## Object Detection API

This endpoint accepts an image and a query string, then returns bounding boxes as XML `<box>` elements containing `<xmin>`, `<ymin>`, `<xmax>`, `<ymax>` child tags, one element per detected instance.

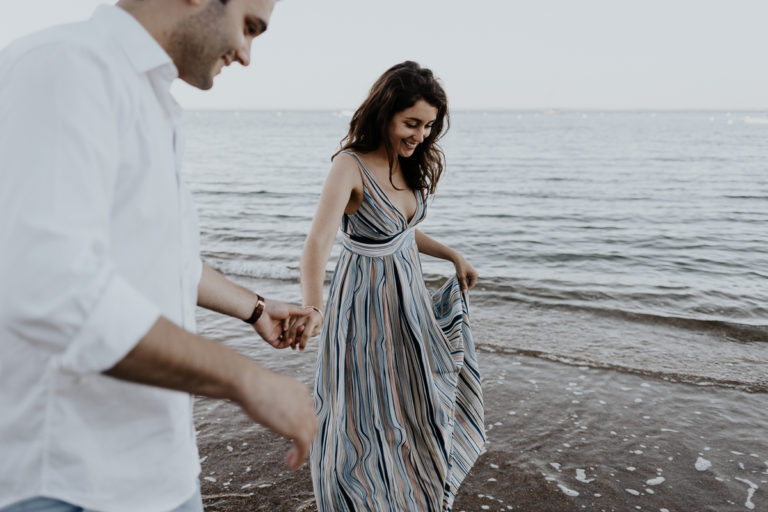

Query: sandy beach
<box><xmin>195</xmin><ymin>344</ymin><xmax>767</xmax><ymax>512</ymax></box>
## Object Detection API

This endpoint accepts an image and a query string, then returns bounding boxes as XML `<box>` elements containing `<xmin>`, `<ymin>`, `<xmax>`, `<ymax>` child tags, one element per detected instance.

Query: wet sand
<box><xmin>195</xmin><ymin>346</ymin><xmax>767</xmax><ymax>512</ymax></box>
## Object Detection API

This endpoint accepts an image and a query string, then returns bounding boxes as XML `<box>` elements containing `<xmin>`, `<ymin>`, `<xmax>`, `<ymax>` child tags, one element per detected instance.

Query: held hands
<box><xmin>453</xmin><ymin>254</ymin><xmax>479</xmax><ymax>292</ymax></box>
<box><xmin>250</xmin><ymin>298</ymin><xmax>314</xmax><ymax>349</ymax></box>
<box><xmin>285</xmin><ymin>308</ymin><xmax>324</xmax><ymax>351</ymax></box>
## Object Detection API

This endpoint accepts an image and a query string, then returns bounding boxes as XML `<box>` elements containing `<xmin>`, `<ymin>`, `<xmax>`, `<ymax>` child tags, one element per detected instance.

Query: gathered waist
<box><xmin>342</xmin><ymin>228</ymin><xmax>415</xmax><ymax>257</ymax></box>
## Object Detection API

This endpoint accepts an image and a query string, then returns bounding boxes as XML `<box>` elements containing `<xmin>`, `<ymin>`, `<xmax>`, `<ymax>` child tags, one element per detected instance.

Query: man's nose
<box><xmin>235</xmin><ymin>41</ymin><xmax>251</xmax><ymax>67</ymax></box>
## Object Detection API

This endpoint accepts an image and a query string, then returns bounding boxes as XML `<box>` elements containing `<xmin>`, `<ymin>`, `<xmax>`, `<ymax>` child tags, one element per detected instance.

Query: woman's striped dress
<box><xmin>311</xmin><ymin>151</ymin><xmax>485</xmax><ymax>512</ymax></box>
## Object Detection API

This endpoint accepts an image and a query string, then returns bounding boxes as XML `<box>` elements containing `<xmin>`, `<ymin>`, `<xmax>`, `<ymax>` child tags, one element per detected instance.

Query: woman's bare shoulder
<box><xmin>329</xmin><ymin>151</ymin><xmax>363</xmax><ymax>184</ymax></box>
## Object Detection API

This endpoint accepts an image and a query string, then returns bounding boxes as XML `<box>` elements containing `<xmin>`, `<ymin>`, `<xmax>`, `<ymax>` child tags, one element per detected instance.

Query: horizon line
<box><xmin>183</xmin><ymin>107</ymin><xmax>768</xmax><ymax>113</ymax></box>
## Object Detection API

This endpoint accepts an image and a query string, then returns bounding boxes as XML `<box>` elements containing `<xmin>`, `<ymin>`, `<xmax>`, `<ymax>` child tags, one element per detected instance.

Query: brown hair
<box><xmin>334</xmin><ymin>61</ymin><xmax>449</xmax><ymax>196</ymax></box>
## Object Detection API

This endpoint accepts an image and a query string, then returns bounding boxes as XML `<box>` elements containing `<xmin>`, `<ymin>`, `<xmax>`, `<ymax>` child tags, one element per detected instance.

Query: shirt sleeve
<box><xmin>0</xmin><ymin>42</ymin><xmax>160</xmax><ymax>375</ymax></box>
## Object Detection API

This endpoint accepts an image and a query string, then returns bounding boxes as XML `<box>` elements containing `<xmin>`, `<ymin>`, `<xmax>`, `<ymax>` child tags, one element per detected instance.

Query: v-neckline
<box><xmin>354</xmin><ymin>153</ymin><xmax>419</xmax><ymax>225</ymax></box>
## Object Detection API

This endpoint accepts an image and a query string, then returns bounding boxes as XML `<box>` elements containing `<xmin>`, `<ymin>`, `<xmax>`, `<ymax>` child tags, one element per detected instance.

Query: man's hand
<box><xmin>106</xmin><ymin>316</ymin><xmax>317</xmax><ymax>470</ymax></box>
<box><xmin>250</xmin><ymin>298</ymin><xmax>313</xmax><ymax>348</ymax></box>
<box><xmin>236</xmin><ymin>366</ymin><xmax>317</xmax><ymax>470</ymax></box>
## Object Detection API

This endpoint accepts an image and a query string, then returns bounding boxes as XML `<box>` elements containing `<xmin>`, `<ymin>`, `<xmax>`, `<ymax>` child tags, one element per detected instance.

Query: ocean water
<box><xmin>184</xmin><ymin>110</ymin><xmax>767</xmax><ymax>392</ymax></box>
<box><xmin>188</xmin><ymin>110</ymin><xmax>768</xmax><ymax>511</ymax></box>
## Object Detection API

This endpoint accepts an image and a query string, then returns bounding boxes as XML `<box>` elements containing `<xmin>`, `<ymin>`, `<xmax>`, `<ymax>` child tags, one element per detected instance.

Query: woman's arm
<box><xmin>415</xmin><ymin>229</ymin><xmax>479</xmax><ymax>292</ymax></box>
<box><xmin>288</xmin><ymin>153</ymin><xmax>363</xmax><ymax>348</ymax></box>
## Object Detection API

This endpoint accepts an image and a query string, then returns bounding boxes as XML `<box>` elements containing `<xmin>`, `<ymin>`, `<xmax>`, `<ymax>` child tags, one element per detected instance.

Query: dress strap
<box><xmin>339</xmin><ymin>150</ymin><xmax>376</xmax><ymax>181</ymax></box>
<box><xmin>339</xmin><ymin>150</ymin><xmax>361</xmax><ymax>164</ymax></box>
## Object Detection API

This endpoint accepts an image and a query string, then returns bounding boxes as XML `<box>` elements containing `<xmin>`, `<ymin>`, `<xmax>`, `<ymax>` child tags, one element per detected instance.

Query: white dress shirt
<box><xmin>0</xmin><ymin>6</ymin><xmax>203</xmax><ymax>511</ymax></box>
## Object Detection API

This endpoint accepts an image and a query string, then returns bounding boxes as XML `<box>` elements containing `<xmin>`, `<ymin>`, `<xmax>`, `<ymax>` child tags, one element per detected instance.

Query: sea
<box><xmin>186</xmin><ymin>110</ymin><xmax>768</xmax><ymax>511</ymax></box>
<box><xmin>184</xmin><ymin>109</ymin><xmax>767</xmax><ymax>393</ymax></box>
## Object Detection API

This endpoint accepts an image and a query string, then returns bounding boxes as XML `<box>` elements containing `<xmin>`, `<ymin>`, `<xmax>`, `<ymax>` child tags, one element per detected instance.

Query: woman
<box><xmin>294</xmin><ymin>61</ymin><xmax>485</xmax><ymax>511</ymax></box>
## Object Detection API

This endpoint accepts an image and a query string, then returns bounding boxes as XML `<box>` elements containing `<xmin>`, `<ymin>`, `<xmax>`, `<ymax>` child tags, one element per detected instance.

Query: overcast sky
<box><xmin>2</xmin><ymin>0</ymin><xmax>767</xmax><ymax>110</ymax></box>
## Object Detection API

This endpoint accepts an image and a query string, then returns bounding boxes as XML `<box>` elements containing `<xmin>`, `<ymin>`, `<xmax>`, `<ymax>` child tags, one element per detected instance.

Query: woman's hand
<box><xmin>285</xmin><ymin>308</ymin><xmax>324</xmax><ymax>351</ymax></box>
<box><xmin>413</xmin><ymin>230</ymin><xmax>478</xmax><ymax>293</ymax></box>
<box><xmin>453</xmin><ymin>254</ymin><xmax>479</xmax><ymax>292</ymax></box>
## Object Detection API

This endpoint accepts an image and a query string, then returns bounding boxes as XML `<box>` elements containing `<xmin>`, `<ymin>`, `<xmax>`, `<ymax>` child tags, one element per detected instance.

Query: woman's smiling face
<box><xmin>387</xmin><ymin>99</ymin><xmax>438</xmax><ymax>158</ymax></box>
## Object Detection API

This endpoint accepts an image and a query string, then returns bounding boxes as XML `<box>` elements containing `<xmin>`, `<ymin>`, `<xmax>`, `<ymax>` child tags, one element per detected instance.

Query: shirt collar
<box><xmin>92</xmin><ymin>5</ymin><xmax>178</xmax><ymax>79</ymax></box>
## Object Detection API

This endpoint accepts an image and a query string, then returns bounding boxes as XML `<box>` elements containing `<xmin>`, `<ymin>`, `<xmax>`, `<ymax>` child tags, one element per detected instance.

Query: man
<box><xmin>0</xmin><ymin>1</ymin><xmax>317</xmax><ymax>511</ymax></box>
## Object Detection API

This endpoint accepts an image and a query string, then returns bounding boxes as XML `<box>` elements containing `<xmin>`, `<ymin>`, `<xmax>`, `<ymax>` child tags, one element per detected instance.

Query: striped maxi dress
<box><xmin>311</xmin><ymin>151</ymin><xmax>485</xmax><ymax>511</ymax></box>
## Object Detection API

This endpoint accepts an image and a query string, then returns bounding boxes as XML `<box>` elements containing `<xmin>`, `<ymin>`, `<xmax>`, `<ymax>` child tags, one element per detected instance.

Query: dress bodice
<box><xmin>340</xmin><ymin>151</ymin><xmax>426</xmax><ymax>243</ymax></box>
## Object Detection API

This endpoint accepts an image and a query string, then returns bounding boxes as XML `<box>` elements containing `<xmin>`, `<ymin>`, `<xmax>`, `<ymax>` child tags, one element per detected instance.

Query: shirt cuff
<box><xmin>59</xmin><ymin>274</ymin><xmax>160</xmax><ymax>375</ymax></box>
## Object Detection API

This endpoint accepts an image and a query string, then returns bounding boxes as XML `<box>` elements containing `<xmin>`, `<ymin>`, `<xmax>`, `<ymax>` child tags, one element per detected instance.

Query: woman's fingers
<box><xmin>466</xmin><ymin>272</ymin><xmax>477</xmax><ymax>290</ymax></box>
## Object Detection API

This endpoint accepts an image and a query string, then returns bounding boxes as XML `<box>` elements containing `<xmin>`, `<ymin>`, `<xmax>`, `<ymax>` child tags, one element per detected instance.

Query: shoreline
<box><xmin>196</xmin><ymin>348</ymin><xmax>767</xmax><ymax>512</ymax></box>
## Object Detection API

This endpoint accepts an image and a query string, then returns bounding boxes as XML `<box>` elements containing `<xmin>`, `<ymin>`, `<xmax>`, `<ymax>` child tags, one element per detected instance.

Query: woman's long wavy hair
<box><xmin>333</xmin><ymin>61</ymin><xmax>449</xmax><ymax>197</ymax></box>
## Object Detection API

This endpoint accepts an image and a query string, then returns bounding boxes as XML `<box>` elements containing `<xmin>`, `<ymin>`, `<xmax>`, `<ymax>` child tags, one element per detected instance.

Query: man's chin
<box><xmin>180</xmin><ymin>73</ymin><xmax>215</xmax><ymax>91</ymax></box>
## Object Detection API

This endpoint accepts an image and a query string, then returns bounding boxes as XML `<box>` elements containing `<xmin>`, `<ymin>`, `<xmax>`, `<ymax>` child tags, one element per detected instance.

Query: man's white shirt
<box><xmin>0</xmin><ymin>6</ymin><xmax>203</xmax><ymax>511</ymax></box>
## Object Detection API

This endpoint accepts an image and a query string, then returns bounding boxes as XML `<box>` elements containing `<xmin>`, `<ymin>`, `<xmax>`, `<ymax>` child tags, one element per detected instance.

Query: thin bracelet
<box><xmin>306</xmin><ymin>305</ymin><xmax>324</xmax><ymax>322</ymax></box>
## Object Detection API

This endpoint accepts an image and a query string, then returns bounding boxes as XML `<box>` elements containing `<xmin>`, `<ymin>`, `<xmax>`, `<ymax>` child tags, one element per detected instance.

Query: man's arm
<box><xmin>197</xmin><ymin>262</ymin><xmax>311</xmax><ymax>348</ymax></box>
<box><xmin>197</xmin><ymin>262</ymin><xmax>259</xmax><ymax>320</ymax></box>
<box><xmin>105</xmin><ymin>316</ymin><xmax>317</xmax><ymax>470</ymax></box>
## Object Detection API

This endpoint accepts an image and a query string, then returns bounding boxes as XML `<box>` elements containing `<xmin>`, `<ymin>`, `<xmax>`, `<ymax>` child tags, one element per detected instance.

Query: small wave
<box><xmin>513</xmin><ymin>298</ymin><xmax>767</xmax><ymax>342</ymax></box>
<box><xmin>537</xmin><ymin>252</ymin><xmax>636</xmax><ymax>264</ymax></box>
<box><xmin>425</xmin><ymin>276</ymin><xmax>768</xmax><ymax>341</ymax></box>
<box><xmin>193</xmin><ymin>189</ymin><xmax>270</xmax><ymax>197</ymax></box>
<box><xmin>195</xmin><ymin>189</ymin><xmax>300</xmax><ymax>199</ymax></box>
<box><xmin>478</xmin><ymin>345</ymin><xmax>768</xmax><ymax>394</ymax></box>
<box><xmin>208</xmin><ymin>259</ymin><xmax>299</xmax><ymax>281</ymax></box>
<box><xmin>722</xmin><ymin>194</ymin><xmax>768</xmax><ymax>200</ymax></box>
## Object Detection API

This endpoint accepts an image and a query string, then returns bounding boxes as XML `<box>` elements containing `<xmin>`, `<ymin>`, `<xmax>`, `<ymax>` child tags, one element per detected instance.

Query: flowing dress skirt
<box><xmin>311</xmin><ymin>227</ymin><xmax>485</xmax><ymax>512</ymax></box>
